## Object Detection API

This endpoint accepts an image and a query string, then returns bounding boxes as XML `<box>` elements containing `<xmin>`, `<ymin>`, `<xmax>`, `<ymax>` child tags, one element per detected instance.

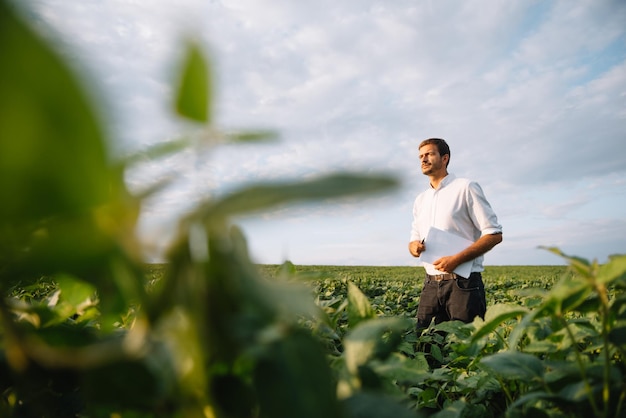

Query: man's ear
<box><xmin>443</xmin><ymin>153</ymin><xmax>450</xmax><ymax>165</ymax></box>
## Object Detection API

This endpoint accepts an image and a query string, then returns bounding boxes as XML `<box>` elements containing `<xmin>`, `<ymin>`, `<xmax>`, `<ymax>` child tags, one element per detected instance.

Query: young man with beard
<box><xmin>409</xmin><ymin>138</ymin><xmax>502</xmax><ymax>329</ymax></box>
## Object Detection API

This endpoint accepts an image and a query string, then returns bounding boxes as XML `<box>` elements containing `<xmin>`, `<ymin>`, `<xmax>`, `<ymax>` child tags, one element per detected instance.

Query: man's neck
<box><xmin>429</xmin><ymin>171</ymin><xmax>448</xmax><ymax>190</ymax></box>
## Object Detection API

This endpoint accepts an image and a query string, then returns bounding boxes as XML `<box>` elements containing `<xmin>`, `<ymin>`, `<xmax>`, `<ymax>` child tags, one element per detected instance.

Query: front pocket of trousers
<box><xmin>455</xmin><ymin>278</ymin><xmax>481</xmax><ymax>291</ymax></box>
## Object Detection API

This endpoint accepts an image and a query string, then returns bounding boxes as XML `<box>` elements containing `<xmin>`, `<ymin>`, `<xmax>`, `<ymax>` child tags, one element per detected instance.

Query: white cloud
<box><xmin>19</xmin><ymin>0</ymin><xmax>626</xmax><ymax>265</ymax></box>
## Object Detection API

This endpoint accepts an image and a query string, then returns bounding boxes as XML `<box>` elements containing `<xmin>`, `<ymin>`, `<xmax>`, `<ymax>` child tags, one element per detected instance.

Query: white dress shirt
<box><xmin>411</xmin><ymin>174</ymin><xmax>502</xmax><ymax>275</ymax></box>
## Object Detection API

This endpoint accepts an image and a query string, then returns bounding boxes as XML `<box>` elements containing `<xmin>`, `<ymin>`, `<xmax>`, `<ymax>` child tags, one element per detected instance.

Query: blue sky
<box><xmin>19</xmin><ymin>0</ymin><xmax>626</xmax><ymax>266</ymax></box>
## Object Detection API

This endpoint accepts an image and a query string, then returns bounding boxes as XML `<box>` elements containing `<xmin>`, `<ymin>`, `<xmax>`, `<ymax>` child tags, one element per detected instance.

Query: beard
<box><xmin>421</xmin><ymin>160</ymin><xmax>444</xmax><ymax>175</ymax></box>
<box><xmin>421</xmin><ymin>164</ymin><xmax>434</xmax><ymax>175</ymax></box>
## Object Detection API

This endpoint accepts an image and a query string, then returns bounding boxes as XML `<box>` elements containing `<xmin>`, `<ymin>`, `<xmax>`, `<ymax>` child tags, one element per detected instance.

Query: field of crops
<box><xmin>6</xmin><ymin>260</ymin><xmax>623</xmax><ymax>417</ymax></box>
<box><xmin>256</xmin><ymin>264</ymin><xmax>569</xmax><ymax>314</ymax></box>
<box><xmin>251</xmin><ymin>261</ymin><xmax>623</xmax><ymax>418</ymax></box>
<box><xmin>144</xmin><ymin>261</ymin><xmax>624</xmax><ymax>418</ymax></box>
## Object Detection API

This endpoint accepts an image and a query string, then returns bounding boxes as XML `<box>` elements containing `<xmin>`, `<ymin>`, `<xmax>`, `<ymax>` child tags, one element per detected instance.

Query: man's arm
<box><xmin>432</xmin><ymin>233</ymin><xmax>502</xmax><ymax>273</ymax></box>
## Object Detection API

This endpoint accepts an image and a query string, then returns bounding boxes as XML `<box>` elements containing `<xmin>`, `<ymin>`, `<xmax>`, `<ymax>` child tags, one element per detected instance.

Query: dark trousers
<box><xmin>416</xmin><ymin>272</ymin><xmax>486</xmax><ymax>329</ymax></box>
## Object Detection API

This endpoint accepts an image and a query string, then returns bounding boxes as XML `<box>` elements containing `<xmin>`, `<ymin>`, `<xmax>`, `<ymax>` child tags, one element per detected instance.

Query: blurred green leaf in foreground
<box><xmin>0</xmin><ymin>1</ymin><xmax>400</xmax><ymax>417</ymax></box>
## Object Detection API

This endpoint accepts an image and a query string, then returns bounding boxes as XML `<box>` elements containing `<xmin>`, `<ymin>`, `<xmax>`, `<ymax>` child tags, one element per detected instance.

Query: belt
<box><xmin>426</xmin><ymin>273</ymin><xmax>458</xmax><ymax>281</ymax></box>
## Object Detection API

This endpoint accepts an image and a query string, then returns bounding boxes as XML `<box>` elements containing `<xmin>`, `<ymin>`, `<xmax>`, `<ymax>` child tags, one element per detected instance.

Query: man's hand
<box><xmin>408</xmin><ymin>240</ymin><xmax>425</xmax><ymax>258</ymax></box>
<box><xmin>432</xmin><ymin>233</ymin><xmax>503</xmax><ymax>273</ymax></box>
<box><xmin>432</xmin><ymin>256</ymin><xmax>460</xmax><ymax>273</ymax></box>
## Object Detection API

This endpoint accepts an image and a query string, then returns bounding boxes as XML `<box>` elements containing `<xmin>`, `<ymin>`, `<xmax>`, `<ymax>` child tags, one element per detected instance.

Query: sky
<box><xmin>17</xmin><ymin>0</ymin><xmax>626</xmax><ymax>266</ymax></box>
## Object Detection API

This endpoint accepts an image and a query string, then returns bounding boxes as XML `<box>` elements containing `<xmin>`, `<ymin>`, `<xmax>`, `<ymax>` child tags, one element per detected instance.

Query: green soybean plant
<box><xmin>298</xmin><ymin>258</ymin><xmax>624</xmax><ymax>418</ymax></box>
<box><xmin>475</xmin><ymin>249</ymin><xmax>626</xmax><ymax>418</ymax></box>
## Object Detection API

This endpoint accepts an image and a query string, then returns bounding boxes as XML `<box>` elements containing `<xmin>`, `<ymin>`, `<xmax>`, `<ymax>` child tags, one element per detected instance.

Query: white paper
<box><xmin>419</xmin><ymin>227</ymin><xmax>474</xmax><ymax>278</ymax></box>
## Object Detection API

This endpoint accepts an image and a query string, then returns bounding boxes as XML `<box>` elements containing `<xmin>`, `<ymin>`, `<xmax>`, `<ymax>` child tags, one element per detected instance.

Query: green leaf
<box><xmin>202</xmin><ymin>173</ymin><xmax>398</xmax><ymax>219</ymax></box>
<box><xmin>430</xmin><ymin>344</ymin><xmax>443</xmax><ymax>363</ymax></box>
<box><xmin>612</xmin><ymin>294</ymin><xmax>626</xmax><ymax>320</ymax></box>
<box><xmin>51</xmin><ymin>274</ymin><xmax>97</xmax><ymax>322</ymax></box>
<box><xmin>225</xmin><ymin>129</ymin><xmax>279</xmax><ymax>143</ymax></box>
<box><xmin>341</xmin><ymin>392</ymin><xmax>418</xmax><ymax>418</ymax></box>
<box><xmin>540</xmin><ymin>247</ymin><xmax>592</xmax><ymax>277</ymax></box>
<box><xmin>598</xmin><ymin>254</ymin><xmax>626</xmax><ymax>285</ymax></box>
<box><xmin>343</xmin><ymin>317</ymin><xmax>412</xmax><ymax>374</ymax></box>
<box><xmin>433</xmin><ymin>320</ymin><xmax>473</xmax><ymax>340</ymax></box>
<box><xmin>175</xmin><ymin>42</ymin><xmax>210</xmax><ymax>122</ymax></box>
<box><xmin>572</xmin><ymin>295</ymin><xmax>601</xmax><ymax>313</ymax></box>
<box><xmin>471</xmin><ymin>304</ymin><xmax>529</xmax><ymax>343</ymax></box>
<box><xmin>83</xmin><ymin>355</ymin><xmax>175</xmax><ymax>412</ymax></box>
<box><xmin>479</xmin><ymin>351</ymin><xmax>544</xmax><ymax>381</ymax></box>
<box><xmin>508</xmin><ymin>391</ymin><xmax>560</xmax><ymax>416</ymax></box>
<box><xmin>558</xmin><ymin>381</ymin><xmax>595</xmax><ymax>403</ymax></box>
<box><xmin>347</xmin><ymin>281</ymin><xmax>375</xmax><ymax>328</ymax></box>
<box><xmin>372</xmin><ymin>352</ymin><xmax>430</xmax><ymax>384</ymax></box>
<box><xmin>539</xmin><ymin>275</ymin><xmax>592</xmax><ymax>316</ymax></box>
<box><xmin>174</xmin><ymin>225</ymin><xmax>321</xmax><ymax>365</ymax></box>
<box><xmin>415</xmin><ymin>387</ymin><xmax>438</xmax><ymax>409</ymax></box>
<box><xmin>121</xmin><ymin>138</ymin><xmax>192</xmax><ymax>167</ymax></box>
<box><xmin>523</xmin><ymin>339</ymin><xmax>562</xmax><ymax>354</ymax></box>
<box><xmin>432</xmin><ymin>399</ymin><xmax>466</xmax><ymax>418</ymax></box>
<box><xmin>253</xmin><ymin>329</ymin><xmax>341</xmax><ymax>418</ymax></box>
<box><xmin>0</xmin><ymin>2</ymin><xmax>111</xmax><ymax>224</ymax></box>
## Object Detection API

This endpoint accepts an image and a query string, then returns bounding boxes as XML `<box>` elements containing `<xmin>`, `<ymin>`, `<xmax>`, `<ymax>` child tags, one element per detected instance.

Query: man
<box><xmin>409</xmin><ymin>138</ymin><xmax>502</xmax><ymax>329</ymax></box>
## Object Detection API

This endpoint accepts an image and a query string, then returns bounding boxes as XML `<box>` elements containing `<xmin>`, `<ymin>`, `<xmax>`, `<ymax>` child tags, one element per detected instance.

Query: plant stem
<box><xmin>559</xmin><ymin>315</ymin><xmax>603</xmax><ymax>418</ymax></box>
<box><xmin>593</xmin><ymin>281</ymin><xmax>611</xmax><ymax>418</ymax></box>
<box><xmin>495</xmin><ymin>375</ymin><xmax>514</xmax><ymax>405</ymax></box>
<box><xmin>493</xmin><ymin>328</ymin><xmax>510</xmax><ymax>350</ymax></box>
<box><xmin>615</xmin><ymin>387</ymin><xmax>625</xmax><ymax>418</ymax></box>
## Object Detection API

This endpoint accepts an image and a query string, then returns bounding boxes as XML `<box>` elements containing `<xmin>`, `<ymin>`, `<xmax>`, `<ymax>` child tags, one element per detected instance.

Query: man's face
<box><xmin>419</xmin><ymin>144</ymin><xmax>447</xmax><ymax>176</ymax></box>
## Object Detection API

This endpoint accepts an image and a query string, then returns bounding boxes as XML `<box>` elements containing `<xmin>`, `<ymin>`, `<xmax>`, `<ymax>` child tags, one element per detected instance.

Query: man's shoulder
<box><xmin>447</xmin><ymin>176</ymin><xmax>474</xmax><ymax>188</ymax></box>
<box><xmin>446</xmin><ymin>177</ymin><xmax>488</xmax><ymax>196</ymax></box>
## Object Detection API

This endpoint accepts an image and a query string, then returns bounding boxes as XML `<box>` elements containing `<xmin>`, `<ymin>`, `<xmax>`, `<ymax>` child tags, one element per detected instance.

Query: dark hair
<box><xmin>419</xmin><ymin>138</ymin><xmax>450</xmax><ymax>167</ymax></box>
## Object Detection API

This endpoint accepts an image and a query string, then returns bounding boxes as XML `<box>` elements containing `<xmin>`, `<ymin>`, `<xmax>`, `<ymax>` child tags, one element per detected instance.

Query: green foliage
<box><xmin>176</xmin><ymin>41</ymin><xmax>211</xmax><ymax>123</ymax></box>
<box><xmin>258</xmin><ymin>260</ymin><xmax>625</xmax><ymax>418</ymax></box>
<box><xmin>0</xmin><ymin>2</ymin><xmax>110</xmax><ymax>226</ymax></box>
<box><xmin>0</xmin><ymin>1</ymin><xmax>399</xmax><ymax>417</ymax></box>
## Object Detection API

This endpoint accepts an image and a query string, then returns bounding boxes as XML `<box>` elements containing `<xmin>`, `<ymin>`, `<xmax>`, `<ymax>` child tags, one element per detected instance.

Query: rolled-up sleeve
<box><xmin>467</xmin><ymin>181</ymin><xmax>502</xmax><ymax>236</ymax></box>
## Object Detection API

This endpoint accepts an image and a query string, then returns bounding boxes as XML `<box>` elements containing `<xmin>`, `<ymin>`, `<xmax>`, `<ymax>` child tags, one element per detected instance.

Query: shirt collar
<box><xmin>430</xmin><ymin>173</ymin><xmax>455</xmax><ymax>190</ymax></box>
